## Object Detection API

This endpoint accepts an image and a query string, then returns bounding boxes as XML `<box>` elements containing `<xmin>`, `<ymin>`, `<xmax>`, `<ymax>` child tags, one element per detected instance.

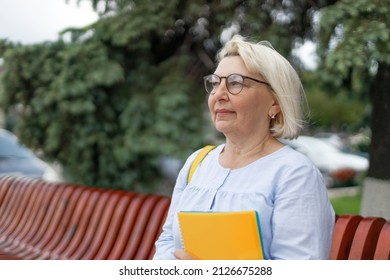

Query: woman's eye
<box><xmin>229</xmin><ymin>81</ymin><xmax>242</xmax><ymax>87</ymax></box>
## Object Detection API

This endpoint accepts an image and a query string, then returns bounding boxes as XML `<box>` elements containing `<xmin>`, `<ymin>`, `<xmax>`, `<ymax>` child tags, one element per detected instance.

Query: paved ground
<box><xmin>327</xmin><ymin>186</ymin><xmax>360</xmax><ymax>199</ymax></box>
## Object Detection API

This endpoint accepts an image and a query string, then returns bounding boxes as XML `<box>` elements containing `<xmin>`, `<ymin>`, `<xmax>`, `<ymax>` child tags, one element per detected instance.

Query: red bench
<box><xmin>0</xmin><ymin>175</ymin><xmax>389</xmax><ymax>260</ymax></box>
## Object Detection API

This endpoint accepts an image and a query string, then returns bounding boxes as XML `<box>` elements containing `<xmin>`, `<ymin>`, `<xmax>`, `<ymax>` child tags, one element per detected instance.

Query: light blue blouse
<box><xmin>153</xmin><ymin>144</ymin><xmax>335</xmax><ymax>260</ymax></box>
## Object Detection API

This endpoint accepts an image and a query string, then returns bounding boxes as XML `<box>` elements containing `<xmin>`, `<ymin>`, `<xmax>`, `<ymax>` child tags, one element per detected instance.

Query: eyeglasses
<box><xmin>203</xmin><ymin>73</ymin><xmax>270</xmax><ymax>95</ymax></box>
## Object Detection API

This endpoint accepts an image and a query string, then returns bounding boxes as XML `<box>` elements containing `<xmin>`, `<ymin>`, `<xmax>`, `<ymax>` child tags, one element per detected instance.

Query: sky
<box><xmin>0</xmin><ymin>0</ymin><xmax>317</xmax><ymax>69</ymax></box>
<box><xmin>293</xmin><ymin>41</ymin><xmax>317</xmax><ymax>69</ymax></box>
<box><xmin>0</xmin><ymin>0</ymin><xmax>99</xmax><ymax>44</ymax></box>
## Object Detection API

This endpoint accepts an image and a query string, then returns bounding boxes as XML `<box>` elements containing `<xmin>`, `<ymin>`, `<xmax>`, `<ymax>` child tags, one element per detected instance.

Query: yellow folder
<box><xmin>177</xmin><ymin>210</ymin><xmax>264</xmax><ymax>260</ymax></box>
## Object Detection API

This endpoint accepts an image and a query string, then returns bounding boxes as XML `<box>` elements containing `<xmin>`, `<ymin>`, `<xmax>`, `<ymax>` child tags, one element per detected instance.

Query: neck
<box><xmin>220</xmin><ymin>134</ymin><xmax>282</xmax><ymax>169</ymax></box>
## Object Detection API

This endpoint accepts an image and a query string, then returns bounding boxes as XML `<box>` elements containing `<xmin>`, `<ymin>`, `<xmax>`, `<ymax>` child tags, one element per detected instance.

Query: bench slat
<box><xmin>0</xmin><ymin>178</ymin><xmax>29</xmax><ymax>236</ymax></box>
<box><xmin>373</xmin><ymin>221</ymin><xmax>390</xmax><ymax>260</ymax></box>
<box><xmin>56</xmin><ymin>190</ymin><xmax>103</xmax><ymax>259</ymax></box>
<box><xmin>0</xmin><ymin>181</ymin><xmax>53</xmax><ymax>253</ymax></box>
<box><xmin>329</xmin><ymin>215</ymin><xmax>362</xmax><ymax>260</ymax></box>
<box><xmin>69</xmin><ymin>191</ymin><xmax>119</xmax><ymax>259</ymax></box>
<box><xmin>348</xmin><ymin>217</ymin><xmax>386</xmax><ymax>260</ymax></box>
<box><xmin>92</xmin><ymin>193</ymin><xmax>134</xmax><ymax>260</ymax></box>
<box><xmin>27</xmin><ymin>186</ymin><xmax>86</xmax><ymax>259</ymax></box>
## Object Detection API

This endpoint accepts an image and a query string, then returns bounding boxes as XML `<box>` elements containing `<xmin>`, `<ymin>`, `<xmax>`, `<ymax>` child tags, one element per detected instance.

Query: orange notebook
<box><xmin>177</xmin><ymin>210</ymin><xmax>264</xmax><ymax>260</ymax></box>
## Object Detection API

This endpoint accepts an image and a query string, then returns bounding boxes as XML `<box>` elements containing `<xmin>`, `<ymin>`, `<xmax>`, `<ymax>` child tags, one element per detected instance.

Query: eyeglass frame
<box><xmin>203</xmin><ymin>73</ymin><xmax>271</xmax><ymax>95</ymax></box>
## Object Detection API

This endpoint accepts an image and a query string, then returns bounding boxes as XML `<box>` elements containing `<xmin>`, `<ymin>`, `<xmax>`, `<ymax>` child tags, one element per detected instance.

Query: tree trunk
<box><xmin>367</xmin><ymin>62</ymin><xmax>390</xmax><ymax>179</ymax></box>
<box><xmin>360</xmin><ymin>62</ymin><xmax>390</xmax><ymax>219</ymax></box>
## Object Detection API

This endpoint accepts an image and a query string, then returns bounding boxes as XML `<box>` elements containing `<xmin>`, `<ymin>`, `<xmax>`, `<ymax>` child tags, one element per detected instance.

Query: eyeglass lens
<box><xmin>204</xmin><ymin>74</ymin><xmax>244</xmax><ymax>95</ymax></box>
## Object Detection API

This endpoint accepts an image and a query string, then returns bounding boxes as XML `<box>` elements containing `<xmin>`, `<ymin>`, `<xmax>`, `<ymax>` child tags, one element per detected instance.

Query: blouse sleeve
<box><xmin>270</xmin><ymin>162</ymin><xmax>335</xmax><ymax>259</ymax></box>
<box><xmin>152</xmin><ymin>151</ymin><xmax>198</xmax><ymax>260</ymax></box>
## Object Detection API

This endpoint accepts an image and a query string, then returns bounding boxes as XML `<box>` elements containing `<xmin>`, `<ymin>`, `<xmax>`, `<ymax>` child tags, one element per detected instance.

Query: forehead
<box><xmin>214</xmin><ymin>56</ymin><xmax>249</xmax><ymax>75</ymax></box>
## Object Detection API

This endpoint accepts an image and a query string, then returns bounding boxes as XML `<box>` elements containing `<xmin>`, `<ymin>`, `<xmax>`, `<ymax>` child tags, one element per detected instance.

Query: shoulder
<box><xmin>184</xmin><ymin>144</ymin><xmax>220</xmax><ymax>165</ymax></box>
<box><xmin>272</xmin><ymin>145</ymin><xmax>327</xmax><ymax>192</ymax></box>
<box><xmin>273</xmin><ymin>145</ymin><xmax>316</xmax><ymax>169</ymax></box>
<box><xmin>186</xmin><ymin>144</ymin><xmax>223</xmax><ymax>162</ymax></box>
<box><xmin>176</xmin><ymin>144</ymin><xmax>223</xmax><ymax>186</ymax></box>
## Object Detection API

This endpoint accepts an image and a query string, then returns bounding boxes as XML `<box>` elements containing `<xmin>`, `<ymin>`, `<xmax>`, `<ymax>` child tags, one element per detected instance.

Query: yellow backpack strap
<box><xmin>187</xmin><ymin>145</ymin><xmax>216</xmax><ymax>184</ymax></box>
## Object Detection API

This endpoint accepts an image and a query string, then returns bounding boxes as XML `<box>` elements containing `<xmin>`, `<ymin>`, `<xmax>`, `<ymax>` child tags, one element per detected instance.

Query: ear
<box><xmin>268</xmin><ymin>102</ymin><xmax>281</xmax><ymax>118</ymax></box>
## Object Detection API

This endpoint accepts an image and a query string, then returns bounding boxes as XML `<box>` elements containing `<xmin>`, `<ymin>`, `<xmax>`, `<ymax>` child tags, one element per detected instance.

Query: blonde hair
<box><xmin>217</xmin><ymin>35</ymin><xmax>308</xmax><ymax>139</ymax></box>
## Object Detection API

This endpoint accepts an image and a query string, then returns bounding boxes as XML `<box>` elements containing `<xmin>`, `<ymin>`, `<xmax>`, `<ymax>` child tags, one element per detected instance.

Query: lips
<box><xmin>215</xmin><ymin>109</ymin><xmax>234</xmax><ymax>114</ymax></box>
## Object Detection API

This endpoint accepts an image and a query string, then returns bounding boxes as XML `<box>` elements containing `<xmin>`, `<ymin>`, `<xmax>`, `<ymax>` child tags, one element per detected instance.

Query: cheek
<box><xmin>238</xmin><ymin>98</ymin><xmax>270</xmax><ymax>121</ymax></box>
<box><xmin>207</xmin><ymin>95</ymin><xmax>215</xmax><ymax>116</ymax></box>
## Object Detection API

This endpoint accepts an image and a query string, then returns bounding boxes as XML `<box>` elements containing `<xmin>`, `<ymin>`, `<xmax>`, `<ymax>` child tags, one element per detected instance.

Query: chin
<box><xmin>215</xmin><ymin>124</ymin><xmax>232</xmax><ymax>135</ymax></box>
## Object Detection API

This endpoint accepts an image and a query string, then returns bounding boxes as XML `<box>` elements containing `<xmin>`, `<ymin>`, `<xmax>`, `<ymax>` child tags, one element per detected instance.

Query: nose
<box><xmin>212</xmin><ymin>77</ymin><xmax>229</xmax><ymax>100</ymax></box>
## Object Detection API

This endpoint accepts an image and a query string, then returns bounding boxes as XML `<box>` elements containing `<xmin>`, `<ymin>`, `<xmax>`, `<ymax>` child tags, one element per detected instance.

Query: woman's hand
<box><xmin>174</xmin><ymin>250</ymin><xmax>197</xmax><ymax>260</ymax></box>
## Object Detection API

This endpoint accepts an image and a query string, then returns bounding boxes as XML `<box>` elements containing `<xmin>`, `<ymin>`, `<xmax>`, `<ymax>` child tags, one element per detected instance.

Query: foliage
<box><xmin>307</xmin><ymin>89</ymin><xmax>367</xmax><ymax>131</ymax></box>
<box><xmin>309</xmin><ymin>0</ymin><xmax>389</xmax><ymax>132</ymax></box>
<box><xmin>318</xmin><ymin>0</ymin><xmax>390</xmax><ymax>78</ymax></box>
<box><xmin>302</xmin><ymin>72</ymin><xmax>368</xmax><ymax>132</ymax></box>
<box><xmin>316</xmin><ymin>0</ymin><xmax>390</xmax><ymax>95</ymax></box>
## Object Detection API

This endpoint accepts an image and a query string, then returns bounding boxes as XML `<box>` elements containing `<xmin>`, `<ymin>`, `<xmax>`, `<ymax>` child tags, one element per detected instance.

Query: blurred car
<box><xmin>313</xmin><ymin>132</ymin><xmax>345</xmax><ymax>150</ymax></box>
<box><xmin>0</xmin><ymin>128</ymin><xmax>62</xmax><ymax>182</ymax></box>
<box><xmin>281</xmin><ymin>136</ymin><xmax>368</xmax><ymax>188</ymax></box>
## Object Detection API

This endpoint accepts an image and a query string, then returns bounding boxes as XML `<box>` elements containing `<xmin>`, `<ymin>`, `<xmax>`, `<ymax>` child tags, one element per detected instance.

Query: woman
<box><xmin>153</xmin><ymin>35</ymin><xmax>335</xmax><ymax>260</ymax></box>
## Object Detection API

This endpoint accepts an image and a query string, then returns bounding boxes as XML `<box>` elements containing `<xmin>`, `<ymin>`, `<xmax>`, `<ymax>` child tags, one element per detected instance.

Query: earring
<box><xmin>271</xmin><ymin>114</ymin><xmax>275</xmax><ymax>119</ymax></box>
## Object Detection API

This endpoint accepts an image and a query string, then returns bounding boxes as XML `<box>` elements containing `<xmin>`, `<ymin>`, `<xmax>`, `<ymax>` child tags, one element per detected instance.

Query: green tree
<box><xmin>317</xmin><ymin>0</ymin><xmax>390</xmax><ymax>217</ymax></box>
